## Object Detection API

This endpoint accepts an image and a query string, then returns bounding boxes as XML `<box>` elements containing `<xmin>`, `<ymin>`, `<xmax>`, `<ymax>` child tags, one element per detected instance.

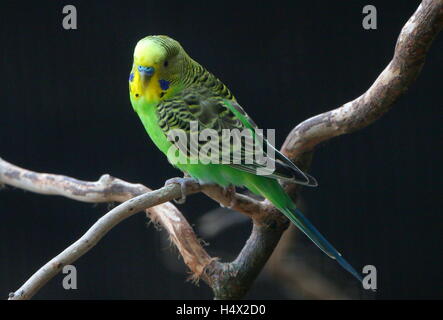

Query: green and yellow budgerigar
<box><xmin>129</xmin><ymin>35</ymin><xmax>362</xmax><ymax>283</ymax></box>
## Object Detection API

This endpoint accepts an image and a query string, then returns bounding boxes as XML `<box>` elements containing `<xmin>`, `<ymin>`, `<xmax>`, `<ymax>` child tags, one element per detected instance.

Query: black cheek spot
<box><xmin>135</xmin><ymin>94</ymin><xmax>139</xmax><ymax>97</ymax></box>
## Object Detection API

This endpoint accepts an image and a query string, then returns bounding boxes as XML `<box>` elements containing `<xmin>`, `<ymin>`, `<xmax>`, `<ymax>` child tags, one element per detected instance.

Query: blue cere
<box><xmin>129</xmin><ymin>73</ymin><xmax>134</xmax><ymax>82</ymax></box>
<box><xmin>159</xmin><ymin>79</ymin><xmax>170</xmax><ymax>90</ymax></box>
<box><xmin>138</xmin><ymin>65</ymin><xmax>155</xmax><ymax>76</ymax></box>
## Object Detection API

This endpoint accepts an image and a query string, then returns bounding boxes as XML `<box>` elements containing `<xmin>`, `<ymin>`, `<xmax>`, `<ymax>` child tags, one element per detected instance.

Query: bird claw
<box><xmin>165</xmin><ymin>177</ymin><xmax>194</xmax><ymax>204</ymax></box>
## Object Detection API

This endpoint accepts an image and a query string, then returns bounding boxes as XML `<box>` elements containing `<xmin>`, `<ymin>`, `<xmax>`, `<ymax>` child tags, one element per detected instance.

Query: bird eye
<box><xmin>164</xmin><ymin>60</ymin><xmax>169</xmax><ymax>67</ymax></box>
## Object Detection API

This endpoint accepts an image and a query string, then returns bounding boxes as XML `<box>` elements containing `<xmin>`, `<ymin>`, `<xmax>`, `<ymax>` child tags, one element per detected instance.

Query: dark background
<box><xmin>0</xmin><ymin>0</ymin><xmax>441</xmax><ymax>299</ymax></box>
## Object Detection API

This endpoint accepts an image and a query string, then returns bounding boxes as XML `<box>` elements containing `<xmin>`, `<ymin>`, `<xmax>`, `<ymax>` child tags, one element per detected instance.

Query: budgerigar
<box><xmin>128</xmin><ymin>35</ymin><xmax>362</xmax><ymax>283</ymax></box>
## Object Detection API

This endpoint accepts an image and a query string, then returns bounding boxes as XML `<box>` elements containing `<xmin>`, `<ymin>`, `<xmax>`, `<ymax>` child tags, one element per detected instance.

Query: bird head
<box><xmin>129</xmin><ymin>35</ymin><xmax>186</xmax><ymax>104</ymax></box>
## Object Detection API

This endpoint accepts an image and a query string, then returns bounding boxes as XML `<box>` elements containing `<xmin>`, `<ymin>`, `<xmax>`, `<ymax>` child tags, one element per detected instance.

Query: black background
<box><xmin>0</xmin><ymin>1</ymin><xmax>441</xmax><ymax>299</ymax></box>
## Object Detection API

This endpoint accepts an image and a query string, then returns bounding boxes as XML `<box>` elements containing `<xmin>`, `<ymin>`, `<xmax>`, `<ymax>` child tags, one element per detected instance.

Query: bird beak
<box><xmin>129</xmin><ymin>65</ymin><xmax>156</xmax><ymax>100</ymax></box>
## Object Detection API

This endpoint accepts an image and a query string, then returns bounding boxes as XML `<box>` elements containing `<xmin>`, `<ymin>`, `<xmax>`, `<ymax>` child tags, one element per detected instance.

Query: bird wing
<box><xmin>157</xmin><ymin>87</ymin><xmax>317</xmax><ymax>186</ymax></box>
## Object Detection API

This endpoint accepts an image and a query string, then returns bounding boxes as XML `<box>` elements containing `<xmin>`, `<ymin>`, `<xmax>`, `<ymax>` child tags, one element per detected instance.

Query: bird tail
<box><xmin>249</xmin><ymin>178</ymin><xmax>363</xmax><ymax>283</ymax></box>
<box><xmin>281</xmin><ymin>206</ymin><xmax>363</xmax><ymax>283</ymax></box>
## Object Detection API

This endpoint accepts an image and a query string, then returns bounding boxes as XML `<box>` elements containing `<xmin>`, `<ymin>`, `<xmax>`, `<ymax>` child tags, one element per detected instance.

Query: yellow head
<box><xmin>129</xmin><ymin>35</ymin><xmax>186</xmax><ymax>104</ymax></box>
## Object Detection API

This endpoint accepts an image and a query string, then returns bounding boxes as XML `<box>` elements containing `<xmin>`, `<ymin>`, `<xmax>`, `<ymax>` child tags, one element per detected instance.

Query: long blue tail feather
<box><xmin>283</xmin><ymin>207</ymin><xmax>363</xmax><ymax>283</ymax></box>
<box><xmin>248</xmin><ymin>178</ymin><xmax>362</xmax><ymax>283</ymax></box>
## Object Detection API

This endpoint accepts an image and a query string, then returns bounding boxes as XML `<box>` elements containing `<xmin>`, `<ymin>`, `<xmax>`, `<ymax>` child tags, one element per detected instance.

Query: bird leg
<box><xmin>164</xmin><ymin>175</ymin><xmax>194</xmax><ymax>204</ymax></box>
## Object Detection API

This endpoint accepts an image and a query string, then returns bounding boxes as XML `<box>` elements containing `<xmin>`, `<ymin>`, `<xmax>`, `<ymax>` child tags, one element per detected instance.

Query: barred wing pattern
<box><xmin>156</xmin><ymin>86</ymin><xmax>317</xmax><ymax>186</ymax></box>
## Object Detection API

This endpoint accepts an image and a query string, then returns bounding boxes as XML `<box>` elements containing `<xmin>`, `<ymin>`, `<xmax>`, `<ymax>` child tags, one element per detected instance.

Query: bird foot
<box><xmin>221</xmin><ymin>184</ymin><xmax>237</xmax><ymax>209</ymax></box>
<box><xmin>164</xmin><ymin>177</ymin><xmax>195</xmax><ymax>204</ymax></box>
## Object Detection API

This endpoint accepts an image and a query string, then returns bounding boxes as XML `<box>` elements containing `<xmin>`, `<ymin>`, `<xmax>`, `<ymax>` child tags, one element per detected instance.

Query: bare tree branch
<box><xmin>0</xmin><ymin>157</ymin><xmax>212</xmax><ymax>300</ymax></box>
<box><xmin>6</xmin><ymin>184</ymin><xmax>196</xmax><ymax>300</ymax></box>
<box><xmin>208</xmin><ymin>0</ymin><xmax>443</xmax><ymax>299</ymax></box>
<box><xmin>282</xmin><ymin>0</ymin><xmax>443</xmax><ymax>162</ymax></box>
<box><xmin>0</xmin><ymin>157</ymin><xmax>277</xmax><ymax>300</ymax></box>
<box><xmin>2</xmin><ymin>0</ymin><xmax>442</xmax><ymax>300</ymax></box>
